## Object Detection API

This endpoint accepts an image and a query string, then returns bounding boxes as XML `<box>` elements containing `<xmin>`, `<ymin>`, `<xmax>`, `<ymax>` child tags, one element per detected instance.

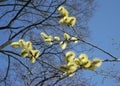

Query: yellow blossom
<box><xmin>19</xmin><ymin>39</ymin><xmax>26</xmax><ymax>48</ymax></box>
<box><xmin>83</xmin><ymin>60</ymin><xmax>92</xmax><ymax>68</ymax></box>
<box><xmin>44</xmin><ymin>38</ymin><xmax>53</xmax><ymax>44</ymax></box>
<box><xmin>71</xmin><ymin>37</ymin><xmax>78</xmax><ymax>43</ymax></box>
<box><xmin>26</xmin><ymin>41</ymin><xmax>33</xmax><ymax>50</ymax></box>
<box><xmin>67</xmin><ymin>62</ymin><xmax>78</xmax><ymax>77</ymax></box>
<box><xmin>40</xmin><ymin>32</ymin><xmax>48</xmax><ymax>39</ymax></box>
<box><xmin>60</xmin><ymin>62</ymin><xmax>78</xmax><ymax>77</ymax></box>
<box><xmin>54</xmin><ymin>36</ymin><xmax>60</xmax><ymax>41</ymax></box>
<box><xmin>57</xmin><ymin>6</ymin><xmax>69</xmax><ymax>17</ymax></box>
<box><xmin>64</xmin><ymin>33</ymin><xmax>70</xmax><ymax>40</ymax></box>
<box><xmin>65</xmin><ymin>51</ymin><xmax>75</xmax><ymax>63</ymax></box>
<box><xmin>88</xmin><ymin>58</ymin><xmax>102</xmax><ymax>71</ymax></box>
<box><xmin>30</xmin><ymin>49</ymin><xmax>40</xmax><ymax>58</ymax></box>
<box><xmin>59</xmin><ymin>17</ymin><xmax>67</xmax><ymax>25</ymax></box>
<box><xmin>20</xmin><ymin>49</ymin><xmax>29</xmax><ymax>58</ymax></box>
<box><xmin>30</xmin><ymin>56</ymin><xmax>36</xmax><ymax>63</ymax></box>
<box><xmin>92</xmin><ymin>58</ymin><xmax>102</xmax><ymax>67</ymax></box>
<box><xmin>63</xmin><ymin>16</ymin><xmax>71</xmax><ymax>24</ymax></box>
<box><xmin>68</xmin><ymin>16</ymin><xmax>76</xmax><ymax>27</ymax></box>
<box><xmin>74</xmin><ymin>58</ymin><xmax>80</xmax><ymax>66</ymax></box>
<box><xmin>40</xmin><ymin>32</ymin><xmax>53</xmax><ymax>44</ymax></box>
<box><xmin>78</xmin><ymin>53</ymin><xmax>89</xmax><ymax>65</ymax></box>
<box><xmin>11</xmin><ymin>42</ymin><xmax>20</xmax><ymax>48</ymax></box>
<box><xmin>59</xmin><ymin>41</ymin><xmax>67</xmax><ymax>50</ymax></box>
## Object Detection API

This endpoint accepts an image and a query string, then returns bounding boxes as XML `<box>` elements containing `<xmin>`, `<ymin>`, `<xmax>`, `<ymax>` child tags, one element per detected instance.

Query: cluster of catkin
<box><xmin>11</xmin><ymin>39</ymin><xmax>40</xmax><ymax>63</ymax></box>
<box><xmin>58</xmin><ymin>6</ymin><xmax>76</xmax><ymax>27</ymax></box>
<box><xmin>40</xmin><ymin>32</ymin><xmax>78</xmax><ymax>50</ymax></box>
<box><xmin>60</xmin><ymin>51</ymin><xmax>102</xmax><ymax>77</ymax></box>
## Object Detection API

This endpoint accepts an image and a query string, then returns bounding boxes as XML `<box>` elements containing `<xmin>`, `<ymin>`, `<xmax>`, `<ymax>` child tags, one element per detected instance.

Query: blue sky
<box><xmin>89</xmin><ymin>0</ymin><xmax>120</xmax><ymax>57</ymax></box>
<box><xmin>88</xmin><ymin>0</ymin><xmax>120</xmax><ymax>86</ymax></box>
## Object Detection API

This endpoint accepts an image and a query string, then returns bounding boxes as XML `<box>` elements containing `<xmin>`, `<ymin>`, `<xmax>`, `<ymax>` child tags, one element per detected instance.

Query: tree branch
<box><xmin>0</xmin><ymin>55</ymin><xmax>10</xmax><ymax>83</ymax></box>
<box><xmin>72</xmin><ymin>27</ymin><xmax>118</xmax><ymax>59</ymax></box>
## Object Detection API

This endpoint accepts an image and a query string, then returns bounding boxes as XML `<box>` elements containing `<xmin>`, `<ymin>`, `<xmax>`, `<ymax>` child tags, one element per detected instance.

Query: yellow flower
<box><xmin>60</xmin><ymin>65</ymin><xmax>75</xmax><ymax>77</ymax></box>
<box><xmin>78</xmin><ymin>53</ymin><xmax>89</xmax><ymax>65</ymax></box>
<box><xmin>11</xmin><ymin>42</ymin><xmax>20</xmax><ymax>48</ymax></box>
<box><xmin>59</xmin><ymin>41</ymin><xmax>67</xmax><ymax>50</ymax></box>
<box><xmin>83</xmin><ymin>60</ymin><xmax>92</xmax><ymax>68</ymax></box>
<box><xmin>25</xmin><ymin>41</ymin><xmax>33</xmax><ymax>50</ymax></box>
<box><xmin>68</xmin><ymin>73</ymin><xmax>75</xmax><ymax>77</ymax></box>
<box><xmin>88</xmin><ymin>58</ymin><xmax>102</xmax><ymax>71</ymax></box>
<box><xmin>59</xmin><ymin>16</ymin><xmax>72</xmax><ymax>26</ymax></box>
<box><xmin>30</xmin><ymin>56</ymin><xmax>36</xmax><ymax>63</ymax></box>
<box><xmin>67</xmin><ymin>62</ymin><xmax>78</xmax><ymax>77</ymax></box>
<box><xmin>57</xmin><ymin>6</ymin><xmax>69</xmax><ymax>17</ymax></box>
<box><xmin>54</xmin><ymin>36</ymin><xmax>60</xmax><ymax>41</ymax></box>
<box><xmin>92</xmin><ymin>58</ymin><xmax>102</xmax><ymax>67</ymax></box>
<box><xmin>68</xmin><ymin>16</ymin><xmax>76</xmax><ymax>27</ymax></box>
<box><xmin>71</xmin><ymin>37</ymin><xmax>78</xmax><ymax>43</ymax></box>
<box><xmin>45</xmin><ymin>35</ymin><xmax>53</xmax><ymax>44</ymax></box>
<box><xmin>40</xmin><ymin>32</ymin><xmax>48</xmax><ymax>39</ymax></box>
<box><xmin>34</xmin><ymin>50</ymin><xmax>40</xmax><ymax>58</ymax></box>
<box><xmin>20</xmin><ymin>49</ymin><xmax>29</xmax><ymax>58</ymax></box>
<box><xmin>64</xmin><ymin>33</ymin><xmax>70</xmax><ymax>40</ymax></box>
<box><xmin>63</xmin><ymin>16</ymin><xmax>71</xmax><ymax>24</ymax></box>
<box><xmin>65</xmin><ymin>51</ymin><xmax>75</xmax><ymax>63</ymax></box>
<box><xmin>44</xmin><ymin>38</ymin><xmax>53</xmax><ymax>44</ymax></box>
<box><xmin>19</xmin><ymin>39</ymin><xmax>26</xmax><ymax>48</ymax></box>
<box><xmin>60</xmin><ymin>62</ymin><xmax>78</xmax><ymax>77</ymax></box>
<box><xmin>74</xmin><ymin>58</ymin><xmax>80</xmax><ymax>66</ymax></box>
<box><xmin>29</xmin><ymin>49</ymin><xmax>40</xmax><ymax>63</ymax></box>
<box><xmin>40</xmin><ymin>33</ymin><xmax>53</xmax><ymax>44</ymax></box>
<box><xmin>30</xmin><ymin>49</ymin><xmax>40</xmax><ymax>58</ymax></box>
<box><xmin>59</xmin><ymin>17</ymin><xmax>67</xmax><ymax>25</ymax></box>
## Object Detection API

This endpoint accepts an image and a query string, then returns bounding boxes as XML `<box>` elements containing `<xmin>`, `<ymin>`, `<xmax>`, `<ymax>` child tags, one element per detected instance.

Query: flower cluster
<box><xmin>60</xmin><ymin>51</ymin><xmax>102</xmax><ymax>77</ymax></box>
<box><xmin>11</xmin><ymin>39</ymin><xmax>40</xmax><ymax>63</ymax></box>
<box><xmin>60</xmin><ymin>33</ymin><xmax>78</xmax><ymax>50</ymax></box>
<box><xmin>60</xmin><ymin>51</ymin><xmax>78</xmax><ymax>77</ymax></box>
<box><xmin>74</xmin><ymin>54</ymin><xmax>102</xmax><ymax>70</ymax></box>
<box><xmin>40</xmin><ymin>32</ymin><xmax>60</xmax><ymax>44</ymax></box>
<box><xmin>58</xmin><ymin>6</ymin><xmax>76</xmax><ymax>27</ymax></box>
<box><xmin>40</xmin><ymin>32</ymin><xmax>78</xmax><ymax>50</ymax></box>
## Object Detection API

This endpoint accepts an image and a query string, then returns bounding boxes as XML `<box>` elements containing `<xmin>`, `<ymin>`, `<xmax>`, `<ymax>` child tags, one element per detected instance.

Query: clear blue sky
<box><xmin>89</xmin><ymin>0</ymin><xmax>120</xmax><ymax>57</ymax></box>
<box><xmin>88</xmin><ymin>0</ymin><xmax>120</xmax><ymax>86</ymax></box>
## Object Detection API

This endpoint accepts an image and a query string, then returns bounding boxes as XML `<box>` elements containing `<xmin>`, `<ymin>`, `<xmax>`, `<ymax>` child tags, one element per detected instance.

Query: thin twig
<box><xmin>0</xmin><ymin>51</ymin><xmax>33</xmax><ymax>75</ymax></box>
<box><xmin>72</xmin><ymin>27</ymin><xmax>117</xmax><ymax>59</ymax></box>
<box><xmin>0</xmin><ymin>55</ymin><xmax>10</xmax><ymax>83</ymax></box>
